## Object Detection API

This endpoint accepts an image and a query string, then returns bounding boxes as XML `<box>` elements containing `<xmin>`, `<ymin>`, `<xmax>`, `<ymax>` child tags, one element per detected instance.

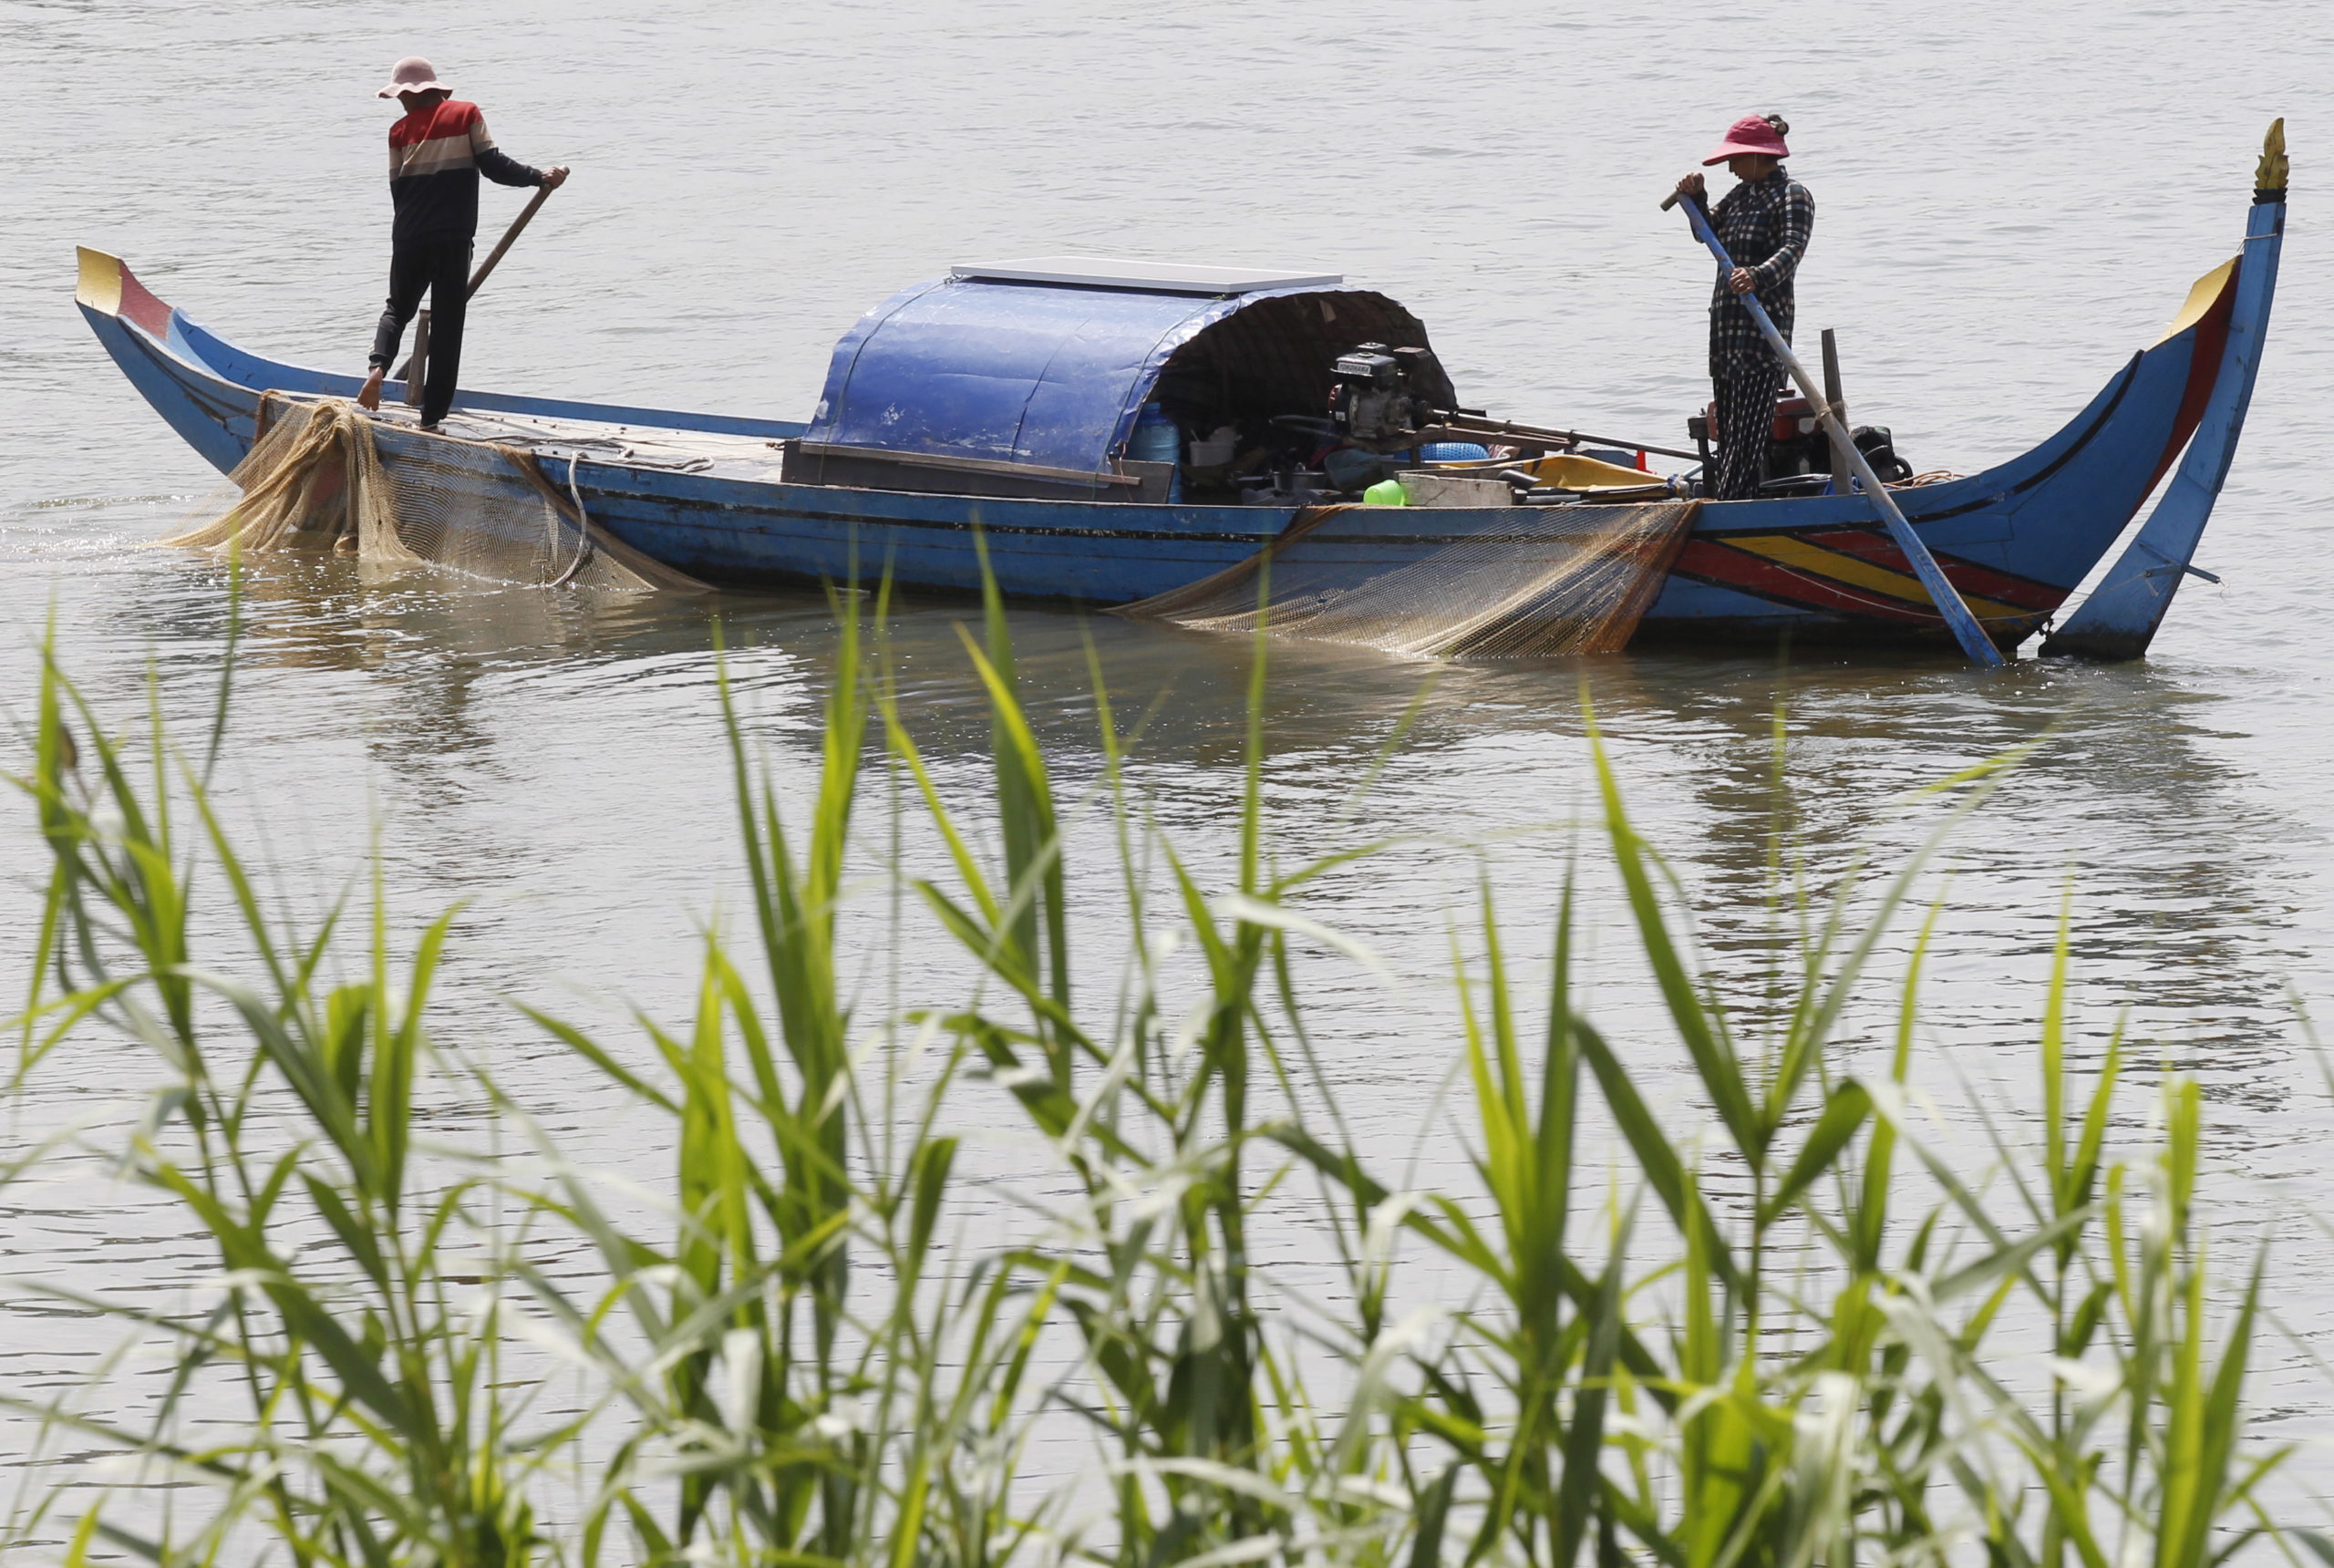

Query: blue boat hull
<box><xmin>75</xmin><ymin>198</ymin><xmax>2275</xmax><ymax>654</ymax></box>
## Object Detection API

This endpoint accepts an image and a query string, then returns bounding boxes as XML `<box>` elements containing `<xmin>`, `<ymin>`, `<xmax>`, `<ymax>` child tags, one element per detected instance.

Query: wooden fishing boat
<box><xmin>75</xmin><ymin>129</ymin><xmax>2285</xmax><ymax>660</ymax></box>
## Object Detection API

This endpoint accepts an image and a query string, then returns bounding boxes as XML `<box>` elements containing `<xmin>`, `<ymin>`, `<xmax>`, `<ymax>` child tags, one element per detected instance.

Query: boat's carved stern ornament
<box><xmin>2257</xmin><ymin>118</ymin><xmax>2288</xmax><ymax>201</ymax></box>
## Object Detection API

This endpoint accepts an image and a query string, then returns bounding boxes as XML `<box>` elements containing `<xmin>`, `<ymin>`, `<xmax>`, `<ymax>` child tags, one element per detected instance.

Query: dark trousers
<box><xmin>1711</xmin><ymin>361</ymin><xmax>1784</xmax><ymax>500</ymax></box>
<box><xmin>368</xmin><ymin>235</ymin><xmax>471</xmax><ymax>426</ymax></box>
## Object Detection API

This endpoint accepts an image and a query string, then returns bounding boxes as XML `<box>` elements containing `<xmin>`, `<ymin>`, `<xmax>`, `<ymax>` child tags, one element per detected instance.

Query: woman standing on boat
<box><xmin>1675</xmin><ymin>114</ymin><xmax>1813</xmax><ymax>500</ymax></box>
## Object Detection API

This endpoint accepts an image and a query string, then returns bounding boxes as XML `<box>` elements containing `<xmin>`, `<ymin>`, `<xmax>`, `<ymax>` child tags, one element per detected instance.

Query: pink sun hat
<box><xmin>1702</xmin><ymin>114</ymin><xmax>1790</xmax><ymax>165</ymax></box>
<box><xmin>377</xmin><ymin>57</ymin><xmax>450</xmax><ymax>98</ymax></box>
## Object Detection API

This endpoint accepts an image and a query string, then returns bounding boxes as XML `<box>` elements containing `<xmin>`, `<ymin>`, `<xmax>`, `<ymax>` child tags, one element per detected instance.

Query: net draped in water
<box><xmin>160</xmin><ymin>394</ymin><xmax>707</xmax><ymax>593</ymax></box>
<box><xmin>1118</xmin><ymin>500</ymin><xmax>1699</xmax><ymax>656</ymax></box>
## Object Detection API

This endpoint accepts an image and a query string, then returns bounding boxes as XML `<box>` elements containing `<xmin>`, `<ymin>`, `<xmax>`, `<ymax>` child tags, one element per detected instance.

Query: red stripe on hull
<box><xmin>2142</xmin><ymin>262</ymin><xmax>2239</xmax><ymax>498</ymax></box>
<box><xmin>1797</xmin><ymin>527</ymin><xmax>2067</xmax><ymax>612</ymax></box>
<box><xmin>119</xmin><ymin>266</ymin><xmax>170</xmax><ymax>337</ymax></box>
<box><xmin>1672</xmin><ymin>539</ymin><xmax>1943</xmax><ymax>624</ymax></box>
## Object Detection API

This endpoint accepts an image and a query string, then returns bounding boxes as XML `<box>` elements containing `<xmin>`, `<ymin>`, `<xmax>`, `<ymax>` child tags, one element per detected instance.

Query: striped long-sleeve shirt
<box><xmin>1692</xmin><ymin>167</ymin><xmax>1815</xmax><ymax>377</ymax></box>
<box><xmin>387</xmin><ymin>98</ymin><xmax>543</xmax><ymax>247</ymax></box>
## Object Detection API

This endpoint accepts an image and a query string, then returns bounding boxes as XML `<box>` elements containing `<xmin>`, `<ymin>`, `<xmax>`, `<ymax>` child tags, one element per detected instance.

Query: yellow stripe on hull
<box><xmin>1727</xmin><ymin>534</ymin><xmax>2029</xmax><ymax>622</ymax></box>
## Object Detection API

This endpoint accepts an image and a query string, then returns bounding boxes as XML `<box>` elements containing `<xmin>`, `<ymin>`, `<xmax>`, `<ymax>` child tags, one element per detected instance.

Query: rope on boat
<box><xmin>547</xmin><ymin>449</ymin><xmax>597</xmax><ymax>587</ymax></box>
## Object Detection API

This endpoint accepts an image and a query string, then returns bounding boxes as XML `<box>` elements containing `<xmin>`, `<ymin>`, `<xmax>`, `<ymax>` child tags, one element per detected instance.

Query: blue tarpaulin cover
<box><xmin>805</xmin><ymin>277</ymin><xmax>1427</xmax><ymax>476</ymax></box>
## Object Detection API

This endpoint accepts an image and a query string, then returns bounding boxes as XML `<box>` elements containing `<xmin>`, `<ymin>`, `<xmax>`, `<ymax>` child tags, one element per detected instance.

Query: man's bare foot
<box><xmin>356</xmin><ymin>368</ymin><xmax>386</xmax><ymax>411</ymax></box>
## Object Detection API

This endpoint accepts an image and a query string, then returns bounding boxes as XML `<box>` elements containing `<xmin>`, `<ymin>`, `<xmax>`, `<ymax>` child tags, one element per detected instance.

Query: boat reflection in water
<box><xmin>100</xmin><ymin>542</ymin><xmax>2308</xmax><ymax>1130</ymax></box>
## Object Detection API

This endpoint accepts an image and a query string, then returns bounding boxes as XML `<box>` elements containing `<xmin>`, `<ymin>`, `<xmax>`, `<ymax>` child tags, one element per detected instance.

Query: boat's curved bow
<box><xmin>2041</xmin><ymin>119</ymin><xmax>2288</xmax><ymax>658</ymax></box>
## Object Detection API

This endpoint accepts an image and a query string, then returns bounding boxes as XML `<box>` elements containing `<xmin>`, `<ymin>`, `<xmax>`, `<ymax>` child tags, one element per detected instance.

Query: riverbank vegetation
<box><xmin>3</xmin><ymin>582</ymin><xmax>2302</xmax><ymax>1568</ymax></box>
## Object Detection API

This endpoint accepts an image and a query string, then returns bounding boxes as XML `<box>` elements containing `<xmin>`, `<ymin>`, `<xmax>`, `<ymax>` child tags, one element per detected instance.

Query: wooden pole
<box><xmin>1672</xmin><ymin>198</ymin><xmax>2005</xmax><ymax>666</ymax></box>
<box><xmin>1820</xmin><ymin>328</ymin><xmax>1852</xmax><ymax>494</ymax></box>
<box><xmin>1420</xmin><ymin>413</ymin><xmax>1702</xmax><ymax>463</ymax></box>
<box><xmin>465</xmin><ymin>183</ymin><xmax>554</xmax><ymax>300</ymax></box>
<box><xmin>402</xmin><ymin>308</ymin><xmax>431</xmax><ymax>407</ymax></box>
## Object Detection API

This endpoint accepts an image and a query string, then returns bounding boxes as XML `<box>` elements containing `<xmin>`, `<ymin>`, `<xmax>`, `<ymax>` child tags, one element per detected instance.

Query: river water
<box><xmin>5</xmin><ymin>0</ymin><xmax>2334</xmax><ymax>1530</ymax></box>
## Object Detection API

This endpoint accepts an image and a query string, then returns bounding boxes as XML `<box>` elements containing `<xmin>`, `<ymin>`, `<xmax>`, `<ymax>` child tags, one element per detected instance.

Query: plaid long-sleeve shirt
<box><xmin>1692</xmin><ymin>168</ymin><xmax>1815</xmax><ymax>378</ymax></box>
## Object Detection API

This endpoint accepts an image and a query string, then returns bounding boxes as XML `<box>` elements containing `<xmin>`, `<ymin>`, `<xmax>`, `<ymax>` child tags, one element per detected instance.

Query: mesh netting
<box><xmin>160</xmin><ymin>394</ymin><xmax>707</xmax><ymax>593</ymax></box>
<box><xmin>1117</xmin><ymin>500</ymin><xmax>1699</xmax><ymax>657</ymax></box>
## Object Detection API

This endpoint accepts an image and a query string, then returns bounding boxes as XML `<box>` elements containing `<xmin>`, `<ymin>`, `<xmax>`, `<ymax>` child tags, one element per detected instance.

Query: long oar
<box><xmin>396</xmin><ymin>186</ymin><xmax>556</xmax><ymax>384</ymax></box>
<box><xmin>1668</xmin><ymin>195</ymin><xmax>2005</xmax><ymax>667</ymax></box>
<box><xmin>463</xmin><ymin>183</ymin><xmax>554</xmax><ymax>299</ymax></box>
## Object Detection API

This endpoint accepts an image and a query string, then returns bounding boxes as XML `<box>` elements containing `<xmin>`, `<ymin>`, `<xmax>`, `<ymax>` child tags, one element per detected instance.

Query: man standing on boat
<box><xmin>1674</xmin><ymin>114</ymin><xmax>1813</xmax><ymax>500</ymax></box>
<box><xmin>356</xmin><ymin>57</ymin><xmax>567</xmax><ymax>430</ymax></box>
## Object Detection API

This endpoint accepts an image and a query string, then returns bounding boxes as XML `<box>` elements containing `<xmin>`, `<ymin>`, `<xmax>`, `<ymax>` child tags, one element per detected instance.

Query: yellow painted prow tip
<box><xmin>2257</xmin><ymin>119</ymin><xmax>2288</xmax><ymax>194</ymax></box>
<box><xmin>76</xmin><ymin>246</ymin><xmax>124</xmax><ymax>315</ymax></box>
<box><xmin>2157</xmin><ymin>256</ymin><xmax>2237</xmax><ymax>346</ymax></box>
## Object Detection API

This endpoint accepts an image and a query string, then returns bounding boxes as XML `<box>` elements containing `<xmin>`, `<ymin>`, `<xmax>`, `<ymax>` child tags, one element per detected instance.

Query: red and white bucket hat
<box><xmin>377</xmin><ymin>57</ymin><xmax>450</xmax><ymax>98</ymax></box>
<box><xmin>1702</xmin><ymin>114</ymin><xmax>1790</xmax><ymax>165</ymax></box>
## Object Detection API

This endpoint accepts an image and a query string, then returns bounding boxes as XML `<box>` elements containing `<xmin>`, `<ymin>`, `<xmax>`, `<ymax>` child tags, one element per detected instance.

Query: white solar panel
<box><xmin>949</xmin><ymin>256</ymin><xmax>1344</xmax><ymax>294</ymax></box>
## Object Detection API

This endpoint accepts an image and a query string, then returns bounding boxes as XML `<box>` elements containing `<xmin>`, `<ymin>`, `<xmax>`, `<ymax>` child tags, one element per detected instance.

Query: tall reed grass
<box><xmin>2</xmin><ymin>583</ymin><xmax>2302</xmax><ymax>1568</ymax></box>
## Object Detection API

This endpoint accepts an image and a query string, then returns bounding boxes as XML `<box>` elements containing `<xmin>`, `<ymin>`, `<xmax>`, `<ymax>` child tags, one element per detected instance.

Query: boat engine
<box><xmin>1327</xmin><ymin>343</ymin><xmax>1444</xmax><ymax>450</ymax></box>
<box><xmin>1687</xmin><ymin>395</ymin><xmax>1917</xmax><ymax>493</ymax></box>
<box><xmin>1764</xmin><ymin>397</ymin><xmax>1916</xmax><ymax>488</ymax></box>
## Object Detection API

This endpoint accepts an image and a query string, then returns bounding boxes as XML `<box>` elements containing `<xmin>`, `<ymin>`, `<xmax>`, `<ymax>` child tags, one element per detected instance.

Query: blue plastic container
<box><xmin>1420</xmin><ymin>441</ymin><xmax>1491</xmax><ymax>462</ymax></box>
<box><xmin>1128</xmin><ymin>404</ymin><xmax>1183</xmax><ymax>500</ymax></box>
<box><xmin>1130</xmin><ymin>404</ymin><xmax>1182</xmax><ymax>463</ymax></box>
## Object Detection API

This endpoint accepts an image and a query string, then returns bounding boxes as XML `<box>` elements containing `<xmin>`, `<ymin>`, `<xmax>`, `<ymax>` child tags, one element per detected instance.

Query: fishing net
<box><xmin>1118</xmin><ymin>500</ymin><xmax>1699</xmax><ymax>657</ymax></box>
<box><xmin>160</xmin><ymin>393</ymin><xmax>707</xmax><ymax>593</ymax></box>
